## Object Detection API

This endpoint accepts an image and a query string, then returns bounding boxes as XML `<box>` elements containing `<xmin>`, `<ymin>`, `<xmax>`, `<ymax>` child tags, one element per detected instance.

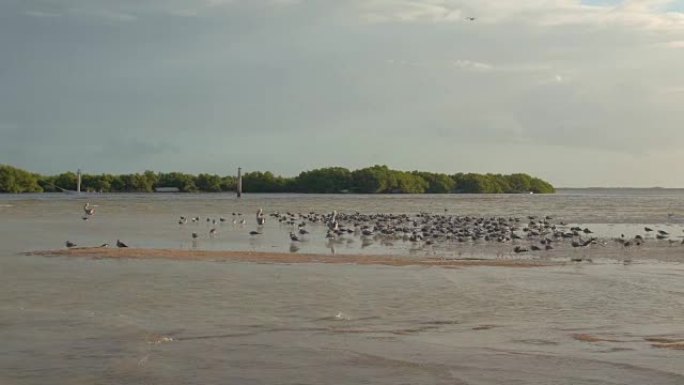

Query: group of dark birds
<box><xmin>65</xmin><ymin>202</ymin><xmax>130</xmax><ymax>249</ymax></box>
<box><xmin>65</xmin><ymin>239</ymin><xmax>128</xmax><ymax>249</ymax></box>
<box><xmin>66</xmin><ymin>202</ymin><xmax>683</xmax><ymax>259</ymax></box>
<box><xmin>173</xmin><ymin>208</ymin><xmax>684</xmax><ymax>259</ymax></box>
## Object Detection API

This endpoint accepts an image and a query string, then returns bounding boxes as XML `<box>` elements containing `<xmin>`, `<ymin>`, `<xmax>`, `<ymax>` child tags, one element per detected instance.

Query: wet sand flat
<box><xmin>25</xmin><ymin>247</ymin><xmax>553</xmax><ymax>268</ymax></box>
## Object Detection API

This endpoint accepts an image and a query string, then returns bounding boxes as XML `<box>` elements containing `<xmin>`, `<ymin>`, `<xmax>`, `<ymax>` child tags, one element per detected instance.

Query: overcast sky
<box><xmin>1</xmin><ymin>0</ymin><xmax>683</xmax><ymax>187</ymax></box>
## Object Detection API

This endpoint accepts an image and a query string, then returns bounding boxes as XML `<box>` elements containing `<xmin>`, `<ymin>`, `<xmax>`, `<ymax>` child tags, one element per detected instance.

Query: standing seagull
<box><xmin>256</xmin><ymin>208</ymin><xmax>266</xmax><ymax>226</ymax></box>
<box><xmin>116</xmin><ymin>239</ymin><xmax>128</xmax><ymax>248</ymax></box>
<box><xmin>83</xmin><ymin>202</ymin><xmax>96</xmax><ymax>216</ymax></box>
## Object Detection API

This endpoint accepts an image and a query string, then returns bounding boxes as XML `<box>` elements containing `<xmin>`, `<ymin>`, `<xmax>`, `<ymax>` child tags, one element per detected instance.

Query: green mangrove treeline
<box><xmin>0</xmin><ymin>164</ymin><xmax>555</xmax><ymax>194</ymax></box>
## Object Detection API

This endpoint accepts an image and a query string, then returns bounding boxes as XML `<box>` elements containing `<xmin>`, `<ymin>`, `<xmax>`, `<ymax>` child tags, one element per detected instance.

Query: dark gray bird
<box><xmin>465</xmin><ymin>17</ymin><xmax>476</xmax><ymax>21</ymax></box>
<box><xmin>65</xmin><ymin>241</ymin><xmax>76</xmax><ymax>248</ymax></box>
<box><xmin>289</xmin><ymin>232</ymin><xmax>300</xmax><ymax>242</ymax></box>
<box><xmin>191</xmin><ymin>232</ymin><xmax>198</xmax><ymax>239</ymax></box>
<box><xmin>249</xmin><ymin>230</ymin><xmax>261</xmax><ymax>236</ymax></box>
<box><xmin>116</xmin><ymin>239</ymin><xmax>128</xmax><ymax>248</ymax></box>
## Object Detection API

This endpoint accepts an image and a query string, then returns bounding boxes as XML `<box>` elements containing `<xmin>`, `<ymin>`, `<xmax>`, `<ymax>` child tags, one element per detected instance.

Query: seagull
<box><xmin>83</xmin><ymin>202</ymin><xmax>96</xmax><ymax>216</ymax></box>
<box><xmin>65</xmin><ymin>240</ymin><xmax>77</xmax><ymax>248</ymax></box>
<box><xmin>256</xmin><ymin>208</ymin><xmax>266</xmax><ymax>226</ymax></box>
<box><xmin>116</xmin><ymin>239</ymin><xmax>128</xmax><ymax>248</ymax></box>
<box><xmin>209</xmin><ymin>228</ymin><xmax>217</xmax><ymax>237</ymax></box>
<box><xmin>289</xmin><ymin>232</ymin><xmax>301</xmax><ymax>242</ymax></box>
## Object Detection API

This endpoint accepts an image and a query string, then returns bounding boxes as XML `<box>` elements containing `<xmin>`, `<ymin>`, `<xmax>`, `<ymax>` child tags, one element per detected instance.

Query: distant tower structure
<box><xmin>77</xmin><ymin>168</ymin><xmax>82</xmax><ymax>193</ymax></box>
<box><xmin>237</xmin><ymin>167</ymin><xmax>242</xmax><ymax>198</ymax></box>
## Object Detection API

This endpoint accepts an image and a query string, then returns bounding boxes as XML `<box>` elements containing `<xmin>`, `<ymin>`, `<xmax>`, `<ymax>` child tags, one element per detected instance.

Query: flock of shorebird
<box><xmin>173</xmin><ymin>208</ymin><xmax>684</xmax><ymax>259</ymax></box>
<box><xmin>66</xmin><ymin>202</ymin><xmax>683</xmax><ymax>259</ymax></box>
<box><xmin>65</xmin><ymin>203</ymin><xmax>128</xmax><ymax>249</ymax></box>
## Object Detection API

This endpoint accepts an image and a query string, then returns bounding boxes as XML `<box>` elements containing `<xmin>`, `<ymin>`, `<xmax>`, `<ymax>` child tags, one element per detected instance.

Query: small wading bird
<box><xmin>116</xmin><ymin>239</ymin><xmax>128</xmax><ymax>248</ymax></box>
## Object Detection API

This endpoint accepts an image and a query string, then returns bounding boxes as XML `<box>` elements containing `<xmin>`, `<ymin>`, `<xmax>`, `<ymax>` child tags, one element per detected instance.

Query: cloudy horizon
<box><xmin>1</xmin><ymin>0</ymin><xmax>683</xmax><ymax>187</ymax></box>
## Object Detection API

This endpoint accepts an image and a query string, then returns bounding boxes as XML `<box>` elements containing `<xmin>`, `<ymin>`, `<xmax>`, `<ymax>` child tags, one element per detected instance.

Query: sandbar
<box><xmin>25</xmin><ymin>247</ymin><xmax>554</xmax><ymax>268</ymax></box>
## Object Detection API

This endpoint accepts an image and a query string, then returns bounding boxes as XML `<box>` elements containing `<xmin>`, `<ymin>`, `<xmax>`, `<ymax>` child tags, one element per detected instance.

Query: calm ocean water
<box><xmin>1</xmin><ymin>190</ymin><xmax>684</xmax><ymax>384</ymax></box>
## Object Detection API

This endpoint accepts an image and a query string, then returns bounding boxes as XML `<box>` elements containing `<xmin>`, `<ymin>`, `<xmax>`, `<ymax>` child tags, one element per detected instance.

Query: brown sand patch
<box><xmin>473</xmin><ymin>324</ymin><xmax>497</xmax><ymax>330</ymax></box>
<box><xmin>571</xmin><ymin>333</ymin><xmax>622</xmax><ymax>343</ymax></box>
<box><xmin>651</xmin><ymin>342</ymin><xmax>684</xmax><ymax>350</ymax></box>
<box><xmin>645</xmin><ymin>337</ymin><xmax>684</xmax><ymax>350</ymax></box>
<box><xmin>25</xmin><ymin>247</ymin><xmax>553</xmax><ymax>268</ymax></box>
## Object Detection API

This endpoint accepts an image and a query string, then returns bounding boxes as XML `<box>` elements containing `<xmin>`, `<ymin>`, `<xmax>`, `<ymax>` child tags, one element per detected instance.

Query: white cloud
<box><xmin>359</xmin><ymin>0</ymin><xmax>684</xmax><ymax>31</ymax></box>
<box><xmin>451</xmin><ymin>59</ymin><xmax>493</xmax><ymax>72</ymax></box>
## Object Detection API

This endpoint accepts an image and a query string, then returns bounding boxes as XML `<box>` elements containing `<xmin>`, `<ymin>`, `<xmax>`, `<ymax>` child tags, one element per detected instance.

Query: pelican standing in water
<box><xmin>256</xmin><ymin>208</ymin><xmax>266</xmax><ymax>226</ymax></box>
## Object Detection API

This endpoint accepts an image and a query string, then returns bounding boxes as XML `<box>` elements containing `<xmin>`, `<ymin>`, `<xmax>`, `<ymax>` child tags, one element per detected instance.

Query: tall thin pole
<box><xmin>237</xmin><ymin>167</ymin><xmax>242</xmax><ymax>198</ymax></box>
<box><xmin>77</xmin><ymin>168</ymin><xmax>82</xmax><ymax>193</ymax></box>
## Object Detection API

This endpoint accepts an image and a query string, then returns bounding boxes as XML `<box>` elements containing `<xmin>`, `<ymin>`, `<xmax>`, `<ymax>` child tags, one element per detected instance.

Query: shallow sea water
<box><xmin>1</xmin><ymin>190</ymin><xmax>684</xmax><ymax>384</ymax></box>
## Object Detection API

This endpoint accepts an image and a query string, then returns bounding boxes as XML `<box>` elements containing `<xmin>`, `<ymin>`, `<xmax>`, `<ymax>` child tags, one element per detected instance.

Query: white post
<box><xmin>237</xmin><ymin>167</ymin><xmax>242</xmax><ymax>198</ymax></box>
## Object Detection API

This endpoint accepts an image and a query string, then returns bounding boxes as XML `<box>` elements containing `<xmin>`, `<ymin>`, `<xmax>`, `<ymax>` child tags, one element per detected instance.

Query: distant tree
<box><xmin>506</xmin><ymin>173</ymin><xmax>533</xmax><ymax>193</ymax></box>
<box><xmin>351</xmin><ymin>165</ymin><xmax>395</xmax><ymax>193</ymax></box>
<box><xmin>53</xmin><ymin>172</ymin><xmax>78</xmax><ymax>192</ymax></box>
<box><xmin>529</xmin><ymin>177</ymin><xmax>555</xmax><ymax>193</ymax></box>
<box><xmin>391</xmin><ymin>171</ymin><xmax>428</xmax><ymax>193</ymax></box>
<box><xmin>196</xmin><ymin>173</ymin><xmax>222</xmax><ymax>192</ymax></box>
<box><xmin>295</xmin><ymin>167</ymin><xmax>352</xmax><ymax>193</ymax></box>
<box><xmin>412</xmin><ymin>172</ymin><xmax>455</xmax><ymax>193</ymax></box>
<box><xmin>0</xmin><ymin>164</ymin><xmax>557</xmax><ymax>194</ymax></box>
<box><xmin>220</xmin><ymin>176</ymin><xmax>237</xmax><ymax>192</ymax></box>
<box><xmin>456</xmin><ymin>173</ymin><xmax>492</xmax><ymax>193</ymax></box>
<box><xmin>242</xmin><ymin>171</ymin><xmax>290</xmax><ymax>192</ymax></box>
<box><xmin>158</xmin><ymin>172</ymin><xmax>198</xmax><ymax>192</ymax></box>
<box><xmin>0</xmin><ymin>165</ymin><xmax>42</xmax><ymax>193</ymax></box>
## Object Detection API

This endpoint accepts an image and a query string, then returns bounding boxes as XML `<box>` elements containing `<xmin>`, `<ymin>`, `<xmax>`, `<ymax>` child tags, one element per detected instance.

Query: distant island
<box><xmin>0</xmin><ymin>164</ymin><xmax>555</xmax><ymax>194</ymax></box>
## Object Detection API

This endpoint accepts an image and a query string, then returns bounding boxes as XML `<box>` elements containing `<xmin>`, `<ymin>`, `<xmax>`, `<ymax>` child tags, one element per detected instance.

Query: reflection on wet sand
<box><xmin>26</xmin><ymin>247</ymin><xmax>551</xmax><ymax>268</ymax></box>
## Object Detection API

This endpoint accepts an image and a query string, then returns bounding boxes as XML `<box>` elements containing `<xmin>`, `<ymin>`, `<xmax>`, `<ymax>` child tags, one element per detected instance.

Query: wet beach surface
<box><xmin>2</xmin><ymin>191</ymin><xmax>684</xmax><ymax>384</ymax></box>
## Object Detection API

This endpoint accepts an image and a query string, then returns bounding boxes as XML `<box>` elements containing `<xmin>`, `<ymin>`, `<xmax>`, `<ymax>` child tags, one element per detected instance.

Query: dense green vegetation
<box><xmin>0</xmin><ymin>164</ymin><xmax>555</xmax><ymax>194</ymax></box>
